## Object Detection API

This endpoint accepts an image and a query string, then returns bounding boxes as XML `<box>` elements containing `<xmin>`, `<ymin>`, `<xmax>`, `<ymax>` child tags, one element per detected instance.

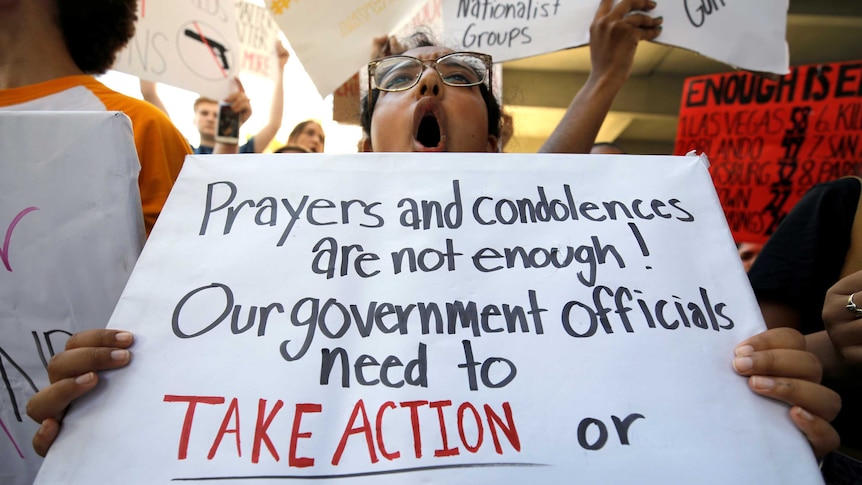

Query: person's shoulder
<box><xmin>82</xmin><ymin>78</ymin><xmax>190</xmax><ymax>155</ymax></box>
<box><xmin>817</xmin><ymin>177</ymin><xmax>862</xmax><ymax>196</ymax></box>
<box><xmin>82</xmin><ymin>78</ymin><xmax>173</xmax><ymax>125</ymax></box>
<box><xmin>802</xmin><ymin>177</ymin><xmax>861</xmax><ymax>210</ymax></box>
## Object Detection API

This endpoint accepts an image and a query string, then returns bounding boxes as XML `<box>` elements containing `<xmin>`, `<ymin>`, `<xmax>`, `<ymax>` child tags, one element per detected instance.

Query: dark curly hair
<box><xmin>55</xmin><ymin>0</ymin><xmax>138</xmax><ymax>74</ymax></box>
<box><xmin>360</xmin><ymin>31</ymin><xmax>501</xmax><ymax>144</ymax></box>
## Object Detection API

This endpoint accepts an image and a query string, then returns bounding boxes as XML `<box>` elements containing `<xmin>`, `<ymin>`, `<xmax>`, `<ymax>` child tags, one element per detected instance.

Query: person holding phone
<box><xmin>141</xmin><ymin>42</ymin><xmax>289</xmax><ymax>155</ymax></box>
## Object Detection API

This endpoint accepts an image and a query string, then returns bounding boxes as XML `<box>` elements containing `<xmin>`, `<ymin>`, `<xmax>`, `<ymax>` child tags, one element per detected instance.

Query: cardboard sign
<box><xmin>674</xmin><ymin>60</ymin><xmax>862</xmax><ymax>244</ymax></box>
<box><xmin>34</xmin><ymin>154</ymin><xmax>821</xmax><ymax>484</ymax></box>
<box><xmin>0</xmin><ymin>112</ymin><xmax>145</xmax><ymax>485</ymax></box>
<box><xmin>441</xmin><ymin>0</ymin><xmax>789</xmax><ymax>74</ymax></box>
<box><xmin>113</xmin><ymin>0</ymin><xmax>241</xmax><ymax>100</ymax></box>
<box><xmin>235</xmin><ymin>0</ymin><xmax>282</xmax><ymax>81</ymax></box>
<box><xmin>265</xmin><ymin>0</ymin><xmax>424</xmax><ymax>97</ymax></box>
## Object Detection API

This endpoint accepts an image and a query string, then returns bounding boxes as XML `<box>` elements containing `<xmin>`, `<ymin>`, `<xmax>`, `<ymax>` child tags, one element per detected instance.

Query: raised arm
<box><xmin>139</xmin><ymin>79</ymin><xmax>170</xmax><ymax>116</ymax></box>
<box><xmin>540</xmin><ymin>0</ymin><xmax>662</xmax><ymax>153</ymax></box>
<box><xmin>252</xmin><ymin>42</ymin><xmax>289</xmax><ymax>153</ymax></box>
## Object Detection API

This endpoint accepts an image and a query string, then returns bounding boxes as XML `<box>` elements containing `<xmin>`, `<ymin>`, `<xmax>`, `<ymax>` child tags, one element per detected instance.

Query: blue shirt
<box><xmin>193</xmin><ymin>137</ymin><xmax>256</xmax><ymax>154</ymax></box>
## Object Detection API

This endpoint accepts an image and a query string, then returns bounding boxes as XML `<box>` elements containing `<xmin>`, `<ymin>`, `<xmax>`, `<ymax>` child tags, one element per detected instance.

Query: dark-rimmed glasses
<box><xmin>367</xmin><ymin>52</ymin><xmax>493</xmax><ymax>109</ymax></box>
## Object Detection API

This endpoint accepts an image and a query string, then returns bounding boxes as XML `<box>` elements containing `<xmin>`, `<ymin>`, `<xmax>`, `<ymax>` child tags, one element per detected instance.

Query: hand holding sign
<box><xmin>589</xmin><ymin>0</ymin><xmax>662</xmax><ymax>88</ymax></box>
<box><xmin>731</xmin><ymin>328</ymin><xmax>841</xmax><ymax>459</ymax></box>
<box><xmin>28</xmin><ymin>330</ymin><xmax>135</xmax><ymax>457</ymax></box>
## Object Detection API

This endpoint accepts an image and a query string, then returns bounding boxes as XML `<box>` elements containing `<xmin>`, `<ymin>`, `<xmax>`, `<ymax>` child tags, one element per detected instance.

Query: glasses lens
<box><xmin>437</xmin><ymin>53</ymin><xmax>487</xmax><ymax>86</ymax></box>
<box><xmin>374</xmin><ymin>57</ymin><xmax>422</xmax><ymax>91</ymax></box>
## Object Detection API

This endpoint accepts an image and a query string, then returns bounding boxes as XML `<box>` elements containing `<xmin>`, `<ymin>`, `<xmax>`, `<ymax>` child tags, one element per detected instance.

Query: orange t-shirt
<box><xmin>0</xmin><ymin>75</ymin><xmax>191</xmax><ymax>233</ymax></box>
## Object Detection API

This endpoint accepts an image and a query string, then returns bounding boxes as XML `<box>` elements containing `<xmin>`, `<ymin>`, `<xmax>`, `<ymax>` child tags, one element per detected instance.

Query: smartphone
<box><xmin>215</xmin><ymin>101</ymin><xmax>240</xmax><ymax>144</ymax></box>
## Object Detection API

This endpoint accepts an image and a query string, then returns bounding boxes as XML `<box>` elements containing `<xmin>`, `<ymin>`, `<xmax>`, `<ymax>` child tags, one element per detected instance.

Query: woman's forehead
<box><xmin>402</xmin><ymin>46</ymin><xmax>455</xmax><ymax>61</ymax></box>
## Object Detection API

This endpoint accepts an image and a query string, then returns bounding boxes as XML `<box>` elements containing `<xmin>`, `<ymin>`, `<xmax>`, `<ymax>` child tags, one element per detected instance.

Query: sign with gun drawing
<box><xmin>113</xmin><ymin>0</ymin><xmax>241</xmax><ymax>100</ymax></box>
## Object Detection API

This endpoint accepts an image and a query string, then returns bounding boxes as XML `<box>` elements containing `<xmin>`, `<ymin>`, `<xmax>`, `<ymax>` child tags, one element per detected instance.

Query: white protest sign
<box><xmin>0</xmin><ymin>112</ymin><xmax>145</xmax><ymax>485</ymax></box>
<box><xmin>235</xmin><ymin>0</ymin><xmax>282</xmax><ymax>81</ymax></box>
<box><xmin>113</xmin><ymin>0</ymin><xmax>241</xmax><ymax>100</ymax></box>
<box><xmin>35</xmin><ymin>154</ymin><xmax>821</xmax><ymax>484</ymax></box>
<box><xmin>441</xmin><ymin>0</ymin><xmax>789</xmax><ymax>74</ymax></box>
<box><xmin>265</xmin><ymin>0</ymin><xmax>424</xmax><ymax>97</ymax></box>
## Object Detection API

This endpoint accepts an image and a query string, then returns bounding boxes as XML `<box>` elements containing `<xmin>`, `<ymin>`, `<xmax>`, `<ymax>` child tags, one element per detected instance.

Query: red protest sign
<box><xmin>674</xmin><ymin>60</ymin><xmax>862</xmax><ymax>244</ymax></box>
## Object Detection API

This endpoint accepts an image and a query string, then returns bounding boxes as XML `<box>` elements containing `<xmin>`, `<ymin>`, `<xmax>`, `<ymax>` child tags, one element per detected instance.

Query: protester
<box><xmin>25</xmin><ymin>0</ymin><xmax>841</xmax><ymax>465</ymax></box>
<box><xmin>141</xmin><ymin>42</ymin><xmax>289</xmax><ymax>154</ymax></box>
<box><xmin>749</xmin><ymin>177</ymin><xmax>862</xmax><ymax>478</ymax></box>
<box><xmin>285</xmin><ymin>119</ymin><xmax>325</xmax><ymax>153</ymax></box>
<box><xmin>274</xmin><ymin>143</ymin><xmax>311</xmax><ymax>153</ymax></box>
<box><xmin>737</xmin><ymin>242</ymin><xmax>763</xmax><ymax>272</ymax></box>
<box><xmin>591</xmin><ymin>141</ymin><xmax>627</xmax><ymax>154</ymax></box>
<box><xmin>1</xmin><ymin>1</ymin><xmax>190</xmax><ymax>483</ymax></box>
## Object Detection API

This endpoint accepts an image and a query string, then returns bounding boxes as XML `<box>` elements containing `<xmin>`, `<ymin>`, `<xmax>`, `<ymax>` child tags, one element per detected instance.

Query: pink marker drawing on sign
<box><xmin>0</xmin><ymin>416</ymin><xmax>25</xmax><ymax>459</ymax></box>
<box><xmin>2</xmin><ymin>207</ymin><xmax>39</xmax><ymax>272</ymax></box>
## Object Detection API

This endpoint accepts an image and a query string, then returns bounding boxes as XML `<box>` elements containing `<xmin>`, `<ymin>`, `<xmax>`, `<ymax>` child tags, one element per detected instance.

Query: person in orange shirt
<box><xmin>1</xmin><ymin>1</ymin><xmax>189</xmax><ymax>483</ymax></box>
<box><xmin>0</xmin><ymin>0</ymin><xmax>191</xmax><ymax>235</ymax></box>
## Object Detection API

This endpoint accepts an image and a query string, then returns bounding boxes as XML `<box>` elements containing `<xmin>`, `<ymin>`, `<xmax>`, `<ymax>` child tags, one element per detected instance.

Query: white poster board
<box><xmin>441</xmin><ymin>0</ymin><xmax>789</xmax><ymax>74</ymax></box>
<box><xmin>235</xmin><ymin>0</ymin><xmax>282</xmax><ymax>81</ymax></box>
<box><xmin>35</xmin><ymin>153</ymin><xmax>821</xmax><ymax>484</ymax></box>
<box><xmin>113</xmin><ymin>0</ymin><xmax>242</xmax><ymax>100</ymax></box>
<box><xmin>0</xmin><ymin>112</ymin><xmax>145</xmax><ymax>485</ymax></box>
<box><xmin>265</xmin><ymin>0</ymin><xmax>424</xmax><ymax>96</ymax></box>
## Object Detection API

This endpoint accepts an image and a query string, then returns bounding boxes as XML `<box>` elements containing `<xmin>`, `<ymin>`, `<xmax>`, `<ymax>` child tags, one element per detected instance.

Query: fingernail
<box><xmin>655</xmin><ymin>16</ymin><xmax>664</xmax><ymax>21</ymax></box>
<box><xmin>111</xmin><ymin>349</ymin><xmax>129</xmax><ymax>361</ymax></box>
<box><xmin>795</xmin><ymin>407</ymin><xmax>814</xmax><ymax>421</ymax></box>
<box><xmin>751</xmin><ymin>376</ymin><xmax>775</xmax><ymax>390</ymax></box>
<box><xmin>75</xmin><ymin>372</ymin><xmax>95</xmax><ymax>385</ymax></box>
<box><xmin>115</xmin><ymin>332</ymin><xmax>133</xmax><ymax>343</ymax></box>
<box><xmin>648</xmin><ymin>0</ymin><xmax>657</xmax><ymax>7</ymax></box>
<box><xmin>734</xmin><ymin>345</ymin><xmax>754</xmax><ymax>357</ymax></box>
<box><xmin>733</xmin><ymin>356</ymin><xmax>753</xmax><ymax>372</ymax></box>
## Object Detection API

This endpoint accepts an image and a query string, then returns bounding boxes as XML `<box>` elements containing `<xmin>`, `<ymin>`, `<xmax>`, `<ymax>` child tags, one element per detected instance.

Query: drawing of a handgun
<box><xmin>184</xmin><ymin>29</ymin><xmax>230</xmax><ymax>70</ymax></box>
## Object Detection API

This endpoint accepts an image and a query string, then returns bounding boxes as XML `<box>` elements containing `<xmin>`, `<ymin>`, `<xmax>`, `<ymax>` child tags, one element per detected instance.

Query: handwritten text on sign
<box><xmin>675</xmin><ymin>60</ymin><xmax>862</xmax><ymax>243</ymax></box>
<box><xmin>442</xmin><ymin>0</ymin><xmax>788</xmax><ymax>74</ymax></box>
<box><xmin>35</xmin><ymin>154</ymin><xmax>820</xmax><ymax>484</ymax></box>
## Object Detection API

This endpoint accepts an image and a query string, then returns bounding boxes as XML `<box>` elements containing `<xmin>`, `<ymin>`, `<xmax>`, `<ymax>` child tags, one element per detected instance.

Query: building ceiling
<box><xmin>500</xmin><ymin>0</ymin><xmax>862</xmax><ymax>154</ymax></box>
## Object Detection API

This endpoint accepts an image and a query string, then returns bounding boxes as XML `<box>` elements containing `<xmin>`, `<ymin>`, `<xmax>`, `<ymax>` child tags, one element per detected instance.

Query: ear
<box><xmin>360</xmin><ymin>135</ymin><xmax>373</xmax><ymax>152</ymax></box>
<box><xmin>486</xmin><ymin>134</ymin><xmax>500</xmax><ymax>153</ymax></box>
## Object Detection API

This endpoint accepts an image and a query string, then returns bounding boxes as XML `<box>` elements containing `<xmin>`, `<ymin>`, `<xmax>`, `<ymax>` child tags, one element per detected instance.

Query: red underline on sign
<box><xmin>192</xmin><ymin>21</ymin><xmax>227</xmax><ymax>79</ymax></box>
<box><xmin>172</xmin><ymin>462</ymin><xmax>549</xmax><ymax>481</ymax></box>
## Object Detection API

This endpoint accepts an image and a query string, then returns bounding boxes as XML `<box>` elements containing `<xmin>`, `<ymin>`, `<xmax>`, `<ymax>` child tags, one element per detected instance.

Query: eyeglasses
<box><xmin>367</xmin><ymin>52</ymin><xmax>493</xmax><ymax>108</ymax></box>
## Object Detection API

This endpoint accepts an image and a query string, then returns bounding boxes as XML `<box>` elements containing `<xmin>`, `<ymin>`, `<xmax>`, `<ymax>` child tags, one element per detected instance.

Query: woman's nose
<box><xmin>415</xmin><ymin>66</ymin><xmax>441</xmax><ymax>97</ymax></box>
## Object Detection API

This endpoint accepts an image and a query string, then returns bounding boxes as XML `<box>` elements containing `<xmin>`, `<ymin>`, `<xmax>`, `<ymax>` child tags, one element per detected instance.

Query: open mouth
<box><xmin>416</xmin><ymin>114</ymin><xmax>442</xmax><ymax>148</ymax></box>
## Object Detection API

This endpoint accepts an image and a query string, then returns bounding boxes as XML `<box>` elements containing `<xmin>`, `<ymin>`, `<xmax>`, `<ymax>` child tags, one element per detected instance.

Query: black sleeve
<box><xmin>748</xmin><ymin>177</ymin><xmax>861</xmax><ymax>334</ymax></box>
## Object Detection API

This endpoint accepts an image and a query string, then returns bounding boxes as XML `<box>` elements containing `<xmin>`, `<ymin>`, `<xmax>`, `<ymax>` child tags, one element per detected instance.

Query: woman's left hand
<box><xmin>822</xmin><ymin>269</ymin><xmax>862</xmax><ymax>370</ymax></box>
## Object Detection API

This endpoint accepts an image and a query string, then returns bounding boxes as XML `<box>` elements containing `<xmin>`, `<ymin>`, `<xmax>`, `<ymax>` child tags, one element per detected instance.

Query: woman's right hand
<box><xmin>26</xmin><ymin>329</ymin><xmax>133</xmax><ymax>456</ymax></box>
